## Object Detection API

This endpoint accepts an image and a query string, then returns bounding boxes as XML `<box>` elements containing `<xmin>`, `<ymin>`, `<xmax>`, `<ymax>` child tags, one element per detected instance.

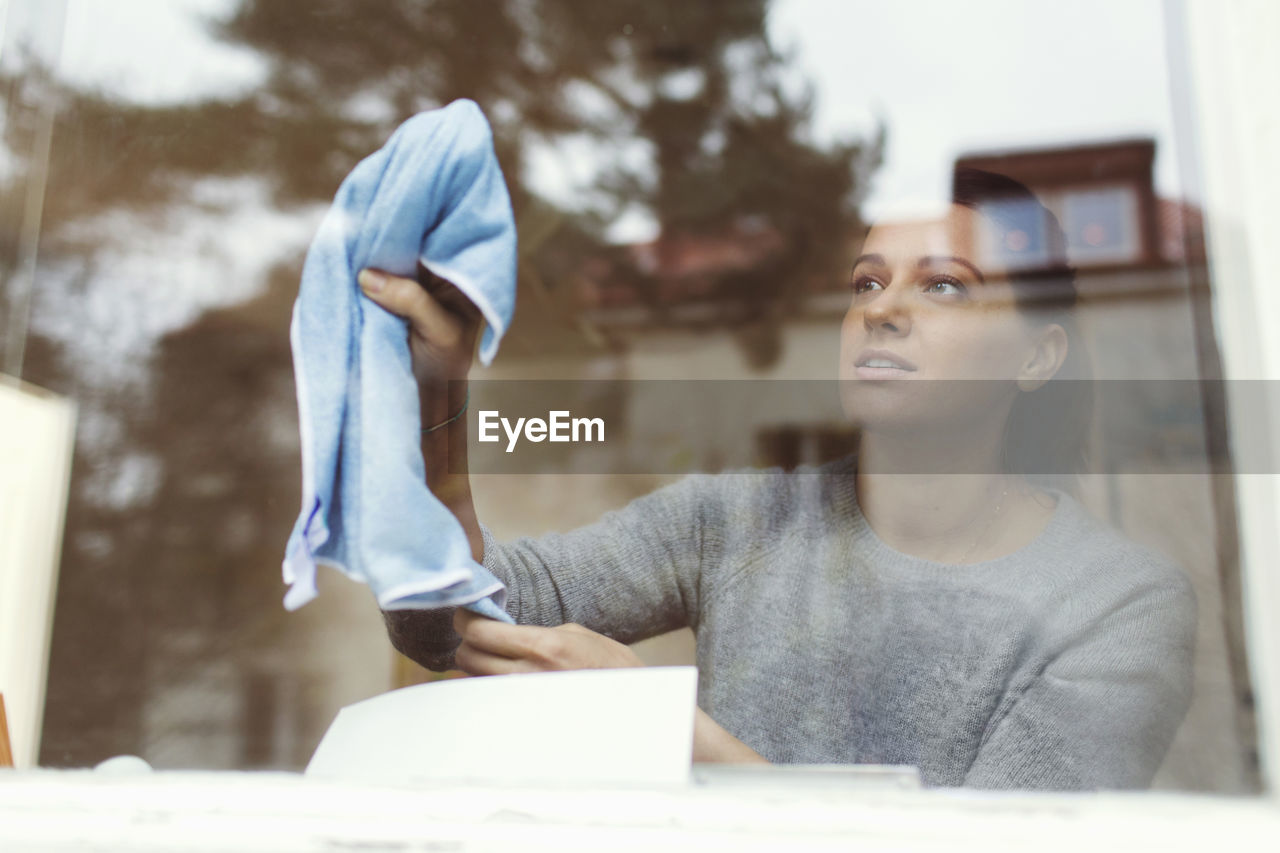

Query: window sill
<box><xmin>1</xmin><ymin>769</ymin><xmax>1277</xmax><ymax>850</ymax></box>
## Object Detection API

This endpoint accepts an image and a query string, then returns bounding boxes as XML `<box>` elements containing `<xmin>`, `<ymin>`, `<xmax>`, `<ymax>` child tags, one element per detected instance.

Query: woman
<box><xmin>362</xmin><ymin>169</ymin><xmax>1196</xmax><ymax>789</ymax></box>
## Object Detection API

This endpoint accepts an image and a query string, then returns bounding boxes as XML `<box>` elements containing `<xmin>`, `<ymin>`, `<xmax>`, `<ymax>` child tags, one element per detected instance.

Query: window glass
<box><xmin>0</xmin><ymin>0</ymin><xmax>1260</xmax><ymax>794</ymax></box>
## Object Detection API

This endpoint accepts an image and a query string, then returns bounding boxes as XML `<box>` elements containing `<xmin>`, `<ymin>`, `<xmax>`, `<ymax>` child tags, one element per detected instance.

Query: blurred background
<box><xmin>0</xmin><ymin>0</ymin><xmax>1258</xmax><ymax>792</ymax></box>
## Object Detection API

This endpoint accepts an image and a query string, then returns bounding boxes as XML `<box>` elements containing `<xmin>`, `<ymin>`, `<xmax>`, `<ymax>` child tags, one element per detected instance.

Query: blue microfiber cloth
<box><xmin>283</xmin><ymin>99</ymin><xmax>514</xmax><ymax>622</ymax></box>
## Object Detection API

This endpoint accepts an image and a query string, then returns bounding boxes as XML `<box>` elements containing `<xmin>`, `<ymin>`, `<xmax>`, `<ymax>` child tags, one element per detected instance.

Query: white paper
<box><xmin>306</xmin><ymin>666</ymin><xmax>698</xmax><ymax>786</ymax></box>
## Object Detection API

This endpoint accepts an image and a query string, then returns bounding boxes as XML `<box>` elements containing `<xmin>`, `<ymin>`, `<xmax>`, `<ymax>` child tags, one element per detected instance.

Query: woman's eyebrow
<box><xmin>851</xmin><ymin>253</ymin><xmax>886</xmax><ymax>271</ymax></box>
<box><xmin>918</xmin><ymin>255</ymin><xmax>986</xmax><ymax>283</ymax></box>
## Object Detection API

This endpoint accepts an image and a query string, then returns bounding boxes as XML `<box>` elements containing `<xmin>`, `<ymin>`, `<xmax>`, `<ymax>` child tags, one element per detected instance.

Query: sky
<box><xmin>767</xmin><ymin>0</ymin><xmax>1184</xmax><ymax>218</ymax></box>
<box><xmin>55</xmin><ymin>0</ymin><xmax>261</xmax><ymax>99</ymax></box>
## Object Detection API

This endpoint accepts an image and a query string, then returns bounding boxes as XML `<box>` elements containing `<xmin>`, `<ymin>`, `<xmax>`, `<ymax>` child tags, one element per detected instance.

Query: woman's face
<box><xmin>838</xmin><ymin>204</ymin><xmax>1050</xmax><ymax>434</ymax></box>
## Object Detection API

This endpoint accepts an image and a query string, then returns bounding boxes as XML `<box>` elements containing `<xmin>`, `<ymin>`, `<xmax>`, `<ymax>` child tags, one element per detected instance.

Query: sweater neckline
<box><xmin>821</xmin><ymin>454</ymin><xmax>1082</xmax><ymax>573</ymax></box>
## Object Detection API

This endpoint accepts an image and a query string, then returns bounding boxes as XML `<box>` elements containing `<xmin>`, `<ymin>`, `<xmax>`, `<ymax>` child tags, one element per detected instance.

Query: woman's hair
<box><xmin>950</xmin><ymin>167</ymin><xmax>1094</xmax><ymax>486</ymax></box>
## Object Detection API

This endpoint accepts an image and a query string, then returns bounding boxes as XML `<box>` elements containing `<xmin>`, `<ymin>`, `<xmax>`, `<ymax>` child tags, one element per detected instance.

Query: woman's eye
<box><xmin>924</xmin><ymin>276</ymin><xmax>966</xmax><ymax>297</ymax></box>
<box><xmin>851</xmin><ymin>276</ymin><xmax>883</xmax><ymax>295</ymax></box>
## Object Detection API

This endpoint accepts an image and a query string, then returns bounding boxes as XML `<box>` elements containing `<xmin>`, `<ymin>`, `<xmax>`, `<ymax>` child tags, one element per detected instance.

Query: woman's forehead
<box><xmin>860</xmin><ymin>205</ymin><xmax>983</xmax><ymax>262</ymax></box>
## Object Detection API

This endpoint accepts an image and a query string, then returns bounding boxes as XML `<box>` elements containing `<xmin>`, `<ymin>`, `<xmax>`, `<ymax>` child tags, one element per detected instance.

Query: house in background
<box><xmin>518</xmin><ymin>139</ymin><xmax>1212</xmax><ymax>476</ymax></box>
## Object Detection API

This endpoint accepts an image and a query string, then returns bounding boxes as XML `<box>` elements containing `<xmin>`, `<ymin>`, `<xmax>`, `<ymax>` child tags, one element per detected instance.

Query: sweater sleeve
<box><xmin>383</xmin><ymin>471</ymin><xmax>723</xmax><ymax>671</ymax></box>
<box><xmin>963</xmin><ymin>568</ymin><xmax>1197</xmax><ymax>791</ymax></box>
<box><xmin>481</xmin><ymin>471</ymin><xmax>722</xmax><ymax>640</ymax></box>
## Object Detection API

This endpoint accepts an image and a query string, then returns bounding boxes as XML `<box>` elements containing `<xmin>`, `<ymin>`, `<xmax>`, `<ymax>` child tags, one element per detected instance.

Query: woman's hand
<box><xmin>452</xmin><ymin>610</ymin><xmax>644</xmax><ymax>675</ymax></box>
<box><xmin>358</xmin><ymin>265</ymin><xmax>482</xmax><ymax>386</ymax></box>
<box><xmin>453</xmin><ymin>611</ymin><xmax>767</xmax><ymax>763</ymax></box>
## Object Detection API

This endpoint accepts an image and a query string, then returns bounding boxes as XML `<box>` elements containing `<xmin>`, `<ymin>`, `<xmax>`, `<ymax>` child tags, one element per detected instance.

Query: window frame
<box><xmin>3</xmin><ymin>0</ymin><xmax>1280</xmax><ymax>846</ymax></box>
<box><xmin>1177</xmin><ymin>0</ymin><xmax>1280</xmax><ymax>806</ymax></box>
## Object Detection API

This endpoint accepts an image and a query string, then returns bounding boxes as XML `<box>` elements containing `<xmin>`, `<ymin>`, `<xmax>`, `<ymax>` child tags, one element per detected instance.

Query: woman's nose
<box><xmin>861</xmin><ymin>283</ymin><xmax>912</xmax><ymax>335</ymax></box>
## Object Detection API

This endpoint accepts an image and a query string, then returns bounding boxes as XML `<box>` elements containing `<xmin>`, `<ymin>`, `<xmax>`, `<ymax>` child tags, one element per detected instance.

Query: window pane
<box><xmin>1</xmin><ymin>0</ymin><xmax>1259</xmax><ymax>795</ymax></box>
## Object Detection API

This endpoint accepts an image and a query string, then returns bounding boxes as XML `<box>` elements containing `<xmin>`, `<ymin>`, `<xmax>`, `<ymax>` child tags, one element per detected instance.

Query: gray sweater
<box><xmin>386</xmin><ymin>455</ymin><xmax>1196</xmax><ymax>790</ymax></box>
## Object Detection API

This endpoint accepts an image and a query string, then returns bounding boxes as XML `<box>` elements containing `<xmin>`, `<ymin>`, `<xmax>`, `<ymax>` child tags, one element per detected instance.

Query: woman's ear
<box><xmin>1017</xmin><ymin>323</ymin><xmax>1068</xmax><ymax>391</ymax></box>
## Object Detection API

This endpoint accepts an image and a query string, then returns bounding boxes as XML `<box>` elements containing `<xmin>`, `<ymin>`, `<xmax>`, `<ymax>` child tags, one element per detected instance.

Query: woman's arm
<box><xmin>361</xmin><ymin>266</ymin><xmax>485</xmax><ymax>670</ymax></box>
<box><xmin>964</xmin><ymin>573</ymin><xmax>1197</xmax><ymax>790</ymax></box>
<box><xmin>360</xmin><ymin>266</ymin><xmax>484</xmax><ymax>561</ymax></box>
<box><xmin>692</xmin><ymin>710</ymin><xmax>769</xmax><ymax>764</ymax></box>
<box><xmin>362</xmin><ymin>267</ymin><xmax>719</xmax><ymax>670</ymax></box>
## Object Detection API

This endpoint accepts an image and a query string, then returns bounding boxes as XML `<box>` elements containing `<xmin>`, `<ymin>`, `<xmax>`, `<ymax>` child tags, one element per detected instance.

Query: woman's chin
<box><xmin>839</xmin><ymin>380</ymin><xmax>929</xmax><ymax>427</ymax></box>
<box><xmin>841</xmin><ymin>390</ymin><xmax>1002</xmax><ymax>443</ymax></box>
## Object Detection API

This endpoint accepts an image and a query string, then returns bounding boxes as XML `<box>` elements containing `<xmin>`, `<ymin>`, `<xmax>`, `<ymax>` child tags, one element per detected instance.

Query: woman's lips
<box><xmin>854</xmin><ymin>349</ymin><xmax>917</xmax><ymax>378</ymax></box>
<box><xmin>855</xmin><ymin>364</ymin><xmax>914</xmax><ymax>379</ymax></box>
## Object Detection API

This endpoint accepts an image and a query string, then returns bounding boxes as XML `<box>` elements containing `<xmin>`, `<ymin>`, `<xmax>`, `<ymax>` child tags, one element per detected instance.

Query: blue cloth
<box><xmin>283</xmin><ymin>99</ymin><xmax>514</xmax><ymax>622</ymax></box>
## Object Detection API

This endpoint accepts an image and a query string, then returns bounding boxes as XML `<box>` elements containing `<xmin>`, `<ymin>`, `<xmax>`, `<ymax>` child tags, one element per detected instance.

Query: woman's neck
<box><xmin>854</xmin><ymin>428</ymin><xmax>1051</xmax><ymax>563</ymax></box>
